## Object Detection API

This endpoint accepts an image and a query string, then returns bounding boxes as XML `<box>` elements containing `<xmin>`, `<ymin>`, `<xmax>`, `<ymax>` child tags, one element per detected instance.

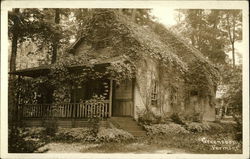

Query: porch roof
<box><xmin>9</xmin><ymin>56</ymin><xmax>125</xmax><ymax>77</ymax></box>
<box><xmin>9</xmin><ymin>63</ymin><xmax>110</xmax><ymax>78</ymax></box>
<box><xmin>9</xmin><ymin>65</ymin><xmax>51</xmax><ymax>77</ymax></box>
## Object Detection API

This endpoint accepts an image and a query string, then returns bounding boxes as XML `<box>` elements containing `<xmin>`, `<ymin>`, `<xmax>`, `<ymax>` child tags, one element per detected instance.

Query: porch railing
<box><xmin>21</xmin><ymin>100</ymin><xmax>110</xmax><ymax>118</ymax></box>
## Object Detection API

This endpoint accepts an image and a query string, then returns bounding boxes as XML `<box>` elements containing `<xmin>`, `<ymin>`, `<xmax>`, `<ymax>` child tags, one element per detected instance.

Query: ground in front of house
<box><xmin>35</xmin><ymin>134</ymin><xmax>241</xmax><ymax>154</ymax></box>
<box><xmin>9</xmin><ymin>119</ymin><xmax>242</xmax><ymax>154</ymax></box>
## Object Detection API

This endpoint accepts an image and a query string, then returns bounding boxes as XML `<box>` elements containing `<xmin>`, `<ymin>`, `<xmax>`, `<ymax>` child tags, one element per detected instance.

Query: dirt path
<box><xmin>37</xmin><ymin>142</ymin><xmax>190</xmax><ymax>154</ymax></box>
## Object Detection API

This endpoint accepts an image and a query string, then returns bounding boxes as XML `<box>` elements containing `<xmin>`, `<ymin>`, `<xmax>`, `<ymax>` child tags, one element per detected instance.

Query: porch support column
<box><xmin>17</xmin><ymin>75</ymin><xmax>21</xmax><ymax>121</ymax></box>
<box><xmin>109</xmin><ymin>79</ymin><xmax>113</xmax><ymax>117</ymax></box>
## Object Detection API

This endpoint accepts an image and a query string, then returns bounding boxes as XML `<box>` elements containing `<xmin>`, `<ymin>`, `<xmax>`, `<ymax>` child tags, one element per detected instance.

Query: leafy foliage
<box><xmin>172</xmin><ymin>9</ymin><xmax>231</xmax><ymax>64</ymax></box>
<box><xmin>170</xmin><ymin>113</ymin><xmax>186</xmax><ymax>125</ymax></box>
<box><xmin>54</xmin><ymin>128</ymin><xmax>95</xmax><ymax>142</ymax></box>
<box><xmin>185</xmin><ymin>122</ymin><xmax>211</xmax><ymax>133</ymax></box>
<box><xmin>232</xmin><ymin>115</ymin><xmax>242</xmax><ymax>141</ymax></box>
<box><xmin>97</xmin><ymin>127</ymin><xmax>134</xmax><ymax>143</ymax></box>
<box><xmin>53</xmin><ymin>127</ymin><xmax>134</xmax><ymax>143</ymax></box>
<box><xmin>151</xmin><ymin>21</ymin><xmax>219</xmax><ymax>96</ymax></box>
<box><xmin>15</xmin><ymin>9</ymin><xmax>220</xmax><ymax>107</ymax></box>
<box><xmin>172</xmin><ymin>9</ymin><xmax>242</xmax><ymax>97</ymax></box>
<box><xmin>222</xmin><ymin>65</ymin><xmax>242</xmax><ymax>113</ymax></box>
<box><xmin>8</xmin><ymin>127</ymin><xmax>47</xmax><ymax>153</ymax></box>
<box><xmin>144</xmin><ymin>123</ymin><xmax>190</xmax><ymax>135</ymax></box>
<box><xmin>8</xmin><ymin>8</ymin><xmax>66</xmax><ymax>58</ymax></box>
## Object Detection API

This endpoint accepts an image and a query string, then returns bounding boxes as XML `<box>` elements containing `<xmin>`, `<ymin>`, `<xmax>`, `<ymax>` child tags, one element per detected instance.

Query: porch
<box><xmin>10</xmin><ymin>58</ymin><xmax>136</xmax><ymax>125</ymax></box>
<box><xmin>21</xmin><ymin>100</ymin><xmax>111</xmax><ymax>119</ymax></box>
<box><xmin>20</xmin><ymin>100</ymin><xmax>111</xmax><ymax>127</ymax></box>
<box><xmin>18</xmin><ymin>78</ymin><xmax>135</xmax><ymax>128</ymax></box>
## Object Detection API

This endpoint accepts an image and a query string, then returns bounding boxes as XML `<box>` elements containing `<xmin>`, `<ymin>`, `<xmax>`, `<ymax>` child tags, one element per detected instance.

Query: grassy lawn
<box><xmin>37</xmin><ymin>133</ymin><xmax>242</xmax><ymax>154</ymax></box>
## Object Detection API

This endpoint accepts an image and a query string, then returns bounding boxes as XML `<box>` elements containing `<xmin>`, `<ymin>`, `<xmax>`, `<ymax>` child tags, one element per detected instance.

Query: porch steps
<box><xmin>108</xmin><ymin>117</ymin><xmax>146</xmax><ymax>137</ymax></box>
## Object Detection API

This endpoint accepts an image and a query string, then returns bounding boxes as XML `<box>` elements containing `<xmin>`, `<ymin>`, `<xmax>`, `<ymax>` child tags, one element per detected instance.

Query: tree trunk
<box><xmin>9</xmin><ymin>8</ymin><xmax>20</xmax><ymax>127</ymax></box>
<box><xmin>10</xmin><ymin>9</ymin><xmax>20</xmax><ymax>72</ymax></box>
<box><xmin>226</xmin><ymin>13</ymin><xmax>236</xmax><ymax>68</ymax></box>
<box><xmin>232</xmin><ymin>42</ymin><xmax>235</xmax><ymax>68</ymax></box>
<box><xmin>232</xmin><ymin>15</ymin><xmax>236</xmax><ymax>68</ymax></box>
<box><xmin>51</xmin><ymin>9</ymin><xmax>60</xmax><ymax>64</ymax></box>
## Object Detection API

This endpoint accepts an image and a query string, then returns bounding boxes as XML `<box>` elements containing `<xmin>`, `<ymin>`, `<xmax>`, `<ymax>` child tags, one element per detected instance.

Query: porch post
<box><xmin>17</xmin><ymin>75</ymin><xmax>21</xmax><ymax>121</ymax></box>
<box><xmin>109</xmin><ymin>79</ymin><xmax>113</xmax><ymax>117</ymax></box>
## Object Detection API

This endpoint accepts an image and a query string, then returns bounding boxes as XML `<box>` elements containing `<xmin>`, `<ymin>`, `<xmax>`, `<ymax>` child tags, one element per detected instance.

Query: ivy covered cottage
<box><xmin>10</xmin><ymin>10</ymin><xmax>219</xmax><ymax>129</ymax></box>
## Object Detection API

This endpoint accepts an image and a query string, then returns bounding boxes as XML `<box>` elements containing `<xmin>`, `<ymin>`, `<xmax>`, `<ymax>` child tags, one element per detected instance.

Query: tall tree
<box><xmin>8</xmin><ymin>8</ymin><xmax>20</xmax><ymax>126</ymax></box>
<box><xmin>172</xmin><ymin>9</ymin><xmax>228</xmax><ymax>64</ymax></box>
<box><xmin>51</xmin><ymin>9</ymin><xmax>60</xmax><ymax>63</ymax></box>
<box><xmin>8</xmin><ymin>8</ymin><xmax>64</xmax><ymax>69</ymax></box>
<box><xmin>221</xmin><ymin>10</ymin><xmax>242</xmax><ymax>68</ymax></box>
<box><xmin>9</xmin><ymin>8</ymin><xmax>20</xmax><ymax>72</ymax></box>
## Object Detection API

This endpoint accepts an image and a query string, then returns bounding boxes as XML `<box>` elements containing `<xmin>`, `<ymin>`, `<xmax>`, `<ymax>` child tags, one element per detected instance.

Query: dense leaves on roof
<box><xmin>68</xmin><ymin>9</ymin><xmax>219</xmax><ymax>95</ymax></box>
<box><xmin>13</xmin><ymin>9</ymin><xmax>219</xmax><ymax>96</ymax></box>
<box><xmin>69</xmin><ymin>9</ymin><xmax>187</xmax><ymax>72</ymax></box>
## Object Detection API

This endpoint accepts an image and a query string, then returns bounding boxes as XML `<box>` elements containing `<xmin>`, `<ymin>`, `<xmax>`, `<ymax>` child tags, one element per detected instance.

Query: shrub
<box><xmin>8</xmin><ymin>127</ymin><xmax>46</xmax><ymax>153</ymax></box>
<box><xmin>144</xmin><ymin>123</ymin><xmax>189</xmax><ymax>136</ymax></box>
<box><xmin>25</xmin><ymin>127</ymin><xmax>46</xmax><ymax>138</ymax></box>
<box><xmin>233</xmin><ymin>115</ymin><xmax>242</xmax><ymax>141</ymax></box>
<box><xmin>170</xmin><ymin>113</ymin><xmax>186</xmax><ymax>125</ymax></box>
<box><xmin>87</xmin><ymin>117</ymin><xmax>100</xmax><ymax>135</ymax></box>
<box><xmin>185</xmin><ymin>122</ymin><xmax>227</xmax><ymax>133</ymax></box>
<box><xmin>138</xmin><ymin>110</ymin><xmax>158</xmax><ymax>124</ymax></box>
<box><xmin>96</xmin><ymin>127</ymin><xmax>134</xmax><ymax>143</ymax></box>
<box><xmin>206</xmin><ymin>122</ymin><xmax>224</xmax><ymax>133</ymax></box>
<box><xmin>183</xmin><ymin>113</ymin><xmax>202</xmax><ymax>122</ymax></box>
<box><xmin>185</xmin><ymin>122</ymin><xmax>211</xmax><ymax>133</ymax></box>
<box><xmin>138</xmin><ymin>110</ymin><xmax>172</xmax><ymax>125</ymax></box>
<box><xmin>54</xmin><ymin>127</ymin><xmax>95</xmax><ymax>142</ymax></box>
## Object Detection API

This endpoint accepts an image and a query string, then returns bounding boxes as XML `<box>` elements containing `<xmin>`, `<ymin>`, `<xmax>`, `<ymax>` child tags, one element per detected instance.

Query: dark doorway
<box><xmin>112</xmin><ymin>80</ymin><xmax>134</xmax><ymax>117</ymax></box>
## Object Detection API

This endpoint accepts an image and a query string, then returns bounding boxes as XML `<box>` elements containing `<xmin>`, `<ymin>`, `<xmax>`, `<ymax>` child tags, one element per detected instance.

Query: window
<box><xmin>151</xmin><ymin>80</ymin><xmax>158</xmax><ymax>106</ymax></box>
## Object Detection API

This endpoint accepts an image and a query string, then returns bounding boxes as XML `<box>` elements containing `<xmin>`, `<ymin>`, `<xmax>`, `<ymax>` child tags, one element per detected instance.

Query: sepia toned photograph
<box><xmin>1</xmin><ymin>1</ymin><xmax>249</xmax><ymax>158</ymax></box>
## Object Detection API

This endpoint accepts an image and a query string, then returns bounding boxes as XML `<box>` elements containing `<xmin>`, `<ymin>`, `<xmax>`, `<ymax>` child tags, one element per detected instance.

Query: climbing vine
<box><xmin>15</xmin><ymin>9</ymin><xmax>219</xmax><ymax>106</ymax></box>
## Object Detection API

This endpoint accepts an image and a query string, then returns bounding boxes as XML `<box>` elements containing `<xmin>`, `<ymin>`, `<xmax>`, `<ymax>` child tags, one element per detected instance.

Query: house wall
<box><xmin>134</xmin><ymin>56</ymin><xmax>216</xmax><ymax>121</ymax></box>
<box><xmin>134</xmin><ymin>57</ymin><xmax>164</xmax><ymax>119</ymax></box>
<box><xmin>183</xmin><ymin>92</ymin><xmax>216</xmax><ymax>121</ymax></box>
<box><xmin>134</xmin><ymin>56</ymin><xmax>184</xmax><ymax>119</ymax></box>
<box><xmin>202</xmin><ymin>96</ymin><xmax>216</xmax><ymax>121</ymax></box>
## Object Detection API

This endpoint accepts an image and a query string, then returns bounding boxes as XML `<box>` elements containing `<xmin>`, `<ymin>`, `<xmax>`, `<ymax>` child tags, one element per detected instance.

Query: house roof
<box><xmin>10</xmin><ymin>9</ymin><xmax>219</xmax><ymax>88</ymax></box>
<box><xmin>68</xmin><ymin>10</ymin><xmax>219</xmax><ymax>86</ymax></box>
<box><xmin>69</xmin><ymin>10</ymin><xmax>216</xmax><ymax>67</ymax></box>
<box><xmin>68</xmin><ymin>10</ymin><xmax>187</xmax><ymax>71</ymax></box>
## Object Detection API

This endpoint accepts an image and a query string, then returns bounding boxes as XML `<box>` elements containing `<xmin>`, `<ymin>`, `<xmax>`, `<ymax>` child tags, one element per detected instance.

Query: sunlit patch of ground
<box><xmin>37</xmin><ymin>143</ymin><xmax>100</xmax><ymax>153</ymax></box>
<box><xmin>37</xmin><ymin>141</ymin><xmax>189</xmax><ymax>153</ymax></box>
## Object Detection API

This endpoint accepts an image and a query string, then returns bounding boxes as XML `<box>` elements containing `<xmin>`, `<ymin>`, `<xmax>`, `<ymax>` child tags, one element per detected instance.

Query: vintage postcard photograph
<box><xmin>1</xmin><ymin>1</ymin><xmax>249</xmax><ymax>159</ymax></box>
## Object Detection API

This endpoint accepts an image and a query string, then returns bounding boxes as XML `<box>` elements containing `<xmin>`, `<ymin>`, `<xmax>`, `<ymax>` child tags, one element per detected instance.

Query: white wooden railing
<box><xmin>22</xmin><ymin>100</ymin><xmax>110</xmax><ymax>118</ymax></box>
